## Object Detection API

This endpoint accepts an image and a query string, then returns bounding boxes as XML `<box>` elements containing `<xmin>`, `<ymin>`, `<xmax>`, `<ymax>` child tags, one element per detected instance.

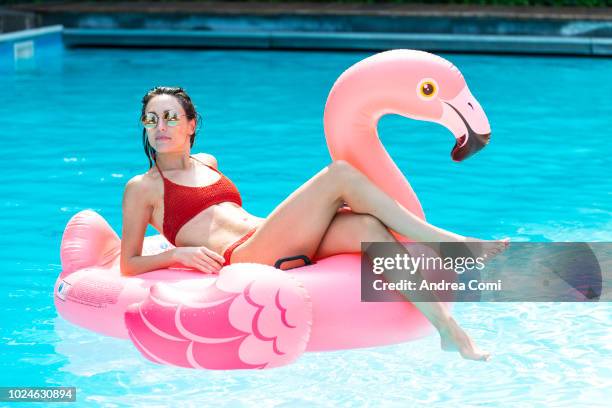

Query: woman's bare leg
<box><xmin>233</xmin><ymin>160</ymin><xmax>505</xmax><ymax>267</ymax></box>
<box><xmin>314</xmin><ymin>212</ymin><xmax>493</xmax><ymax>362</ymax></box>
<box><xmin>330</xmin><ymin>162</ymin><xmax>465</xmax><ymax>242</ymax></box>
<box><xmin>313</xmin><ymin>161</ymin><xmax>508</xmax><ymax>259</ymax></box>
<box><xmin>230</xmin><ymin>163</ymin><xmax>346</xmax><ymax>268</ymax></box>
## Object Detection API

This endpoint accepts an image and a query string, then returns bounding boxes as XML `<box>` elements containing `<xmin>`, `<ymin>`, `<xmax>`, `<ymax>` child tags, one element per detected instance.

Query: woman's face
<box><xmin>143</xmin><ymin>94</ymin><xmax>196</xmax><ymax>154</ymax></box>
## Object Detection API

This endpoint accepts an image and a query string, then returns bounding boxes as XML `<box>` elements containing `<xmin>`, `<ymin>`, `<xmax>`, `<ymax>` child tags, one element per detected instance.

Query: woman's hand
<box><xmin>171</xmin><ymin>246</ymin><xmax>225</xmax><ymax>274</ymax></box>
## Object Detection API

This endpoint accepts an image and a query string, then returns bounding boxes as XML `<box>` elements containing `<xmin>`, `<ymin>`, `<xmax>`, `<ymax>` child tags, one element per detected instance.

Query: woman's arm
<box><xmin>120</xmin><ymin>175</ymin><xmax>175</xmax><ymax>276</ymax></box>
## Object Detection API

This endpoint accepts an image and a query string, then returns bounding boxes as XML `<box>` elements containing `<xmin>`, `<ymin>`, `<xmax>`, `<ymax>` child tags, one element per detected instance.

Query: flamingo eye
<box><xmin>417</xmin><ymin>79</ymin><xmax>438</xmax><ymax>100</ymax></box>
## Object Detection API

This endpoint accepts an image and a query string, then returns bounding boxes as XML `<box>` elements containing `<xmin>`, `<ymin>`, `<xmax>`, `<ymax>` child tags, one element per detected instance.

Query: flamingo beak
<box><xmin>439</xmin><ymin>87</ymin><xmax>491</xmax><ymax>162</ymax></box>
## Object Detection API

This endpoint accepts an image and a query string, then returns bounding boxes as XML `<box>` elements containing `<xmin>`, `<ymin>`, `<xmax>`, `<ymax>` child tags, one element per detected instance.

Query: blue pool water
<box><xmin>1</xmin><ymin>48</ymin><xmax>611</xmax><ymax>406</ymax></box>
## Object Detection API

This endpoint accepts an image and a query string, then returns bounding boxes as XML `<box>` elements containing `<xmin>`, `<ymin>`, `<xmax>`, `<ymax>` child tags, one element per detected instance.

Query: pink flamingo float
<box><xmin>55</xmin><ymin>50</ymin><xmax>491</xmax><ymax>369</ymax></box>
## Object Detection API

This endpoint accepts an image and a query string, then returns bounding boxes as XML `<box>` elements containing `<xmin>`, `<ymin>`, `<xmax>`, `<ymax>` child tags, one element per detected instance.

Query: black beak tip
<box><xmin>482</xmin><ymin>132</ymin><xmax>491</xmax><ymax>145</ymax></box>
<box><xmin>451</xmin><ymin>132</ymin><xmax>491</xmax><ymax>162</ymax></box>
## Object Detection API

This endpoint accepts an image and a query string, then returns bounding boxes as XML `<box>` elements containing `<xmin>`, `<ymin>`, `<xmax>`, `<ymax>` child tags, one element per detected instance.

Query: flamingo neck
<box><xmin>325</xmin><ymin>106</ymin><xmax>426</xmax><ymax>231</ymax></box>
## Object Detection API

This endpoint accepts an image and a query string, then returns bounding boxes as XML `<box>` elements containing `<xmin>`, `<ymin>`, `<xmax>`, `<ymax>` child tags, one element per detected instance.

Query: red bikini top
<box><xmin>155</xmin><ymin>156</ymin><xmax>242</xmax><ymax>246</ymax></box>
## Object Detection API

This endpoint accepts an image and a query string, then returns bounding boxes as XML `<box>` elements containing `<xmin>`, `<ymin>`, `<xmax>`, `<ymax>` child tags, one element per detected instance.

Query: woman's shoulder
<box><xmin>123</xmin><ymin>171</ymin><xmax>160</xmax><ymax>204</ymax></box>
<box><xmin>192</xmin><ymin>152</ymin><xmax>218</xmax><ymax>169</ymax></box>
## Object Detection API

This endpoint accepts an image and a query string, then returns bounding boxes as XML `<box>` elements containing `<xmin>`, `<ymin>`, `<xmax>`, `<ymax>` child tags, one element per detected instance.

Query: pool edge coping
<box><xmin>62</xmin><ymin>28</ymin><xmax>612</xmax><ymax>57</ymax></box>
<box><xmin>0</xmin><ymin>25</ymin><xmax>63</xmax><ymax>43</ymax></box>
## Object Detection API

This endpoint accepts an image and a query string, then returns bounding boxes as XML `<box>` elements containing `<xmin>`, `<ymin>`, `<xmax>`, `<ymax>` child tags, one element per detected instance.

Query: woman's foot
<box><xmin>438</xmin><ymin>317</ymin><xmax>491</xmax><ymax>362</ymax></box>
<box><xmin>462</xmin><ymin>237</ymin><xmax>510</xmax><ymax>263</ymax></box>
<box><xmin>436</xmin><ymin>238</ymin><xmax>509</xmax><ymax>271</ymax></box>
<box><xmin>434</xmin><ymin>238</ymin><xmax>508</xmax><ymax>361</ymax></box>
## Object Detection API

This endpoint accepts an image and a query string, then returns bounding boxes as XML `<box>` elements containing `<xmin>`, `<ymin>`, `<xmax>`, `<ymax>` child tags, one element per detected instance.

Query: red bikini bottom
<box><xmin>222</xmin><ymin>228</ymin><xmax>257</xmax><ymax>266</ymax></box>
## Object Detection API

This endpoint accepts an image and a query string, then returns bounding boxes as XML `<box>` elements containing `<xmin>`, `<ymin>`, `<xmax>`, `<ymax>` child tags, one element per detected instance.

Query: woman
<box><xmin>121</xmin><ymin>86</ymin><xmax>508</xmax><ymax>362</ymax></box>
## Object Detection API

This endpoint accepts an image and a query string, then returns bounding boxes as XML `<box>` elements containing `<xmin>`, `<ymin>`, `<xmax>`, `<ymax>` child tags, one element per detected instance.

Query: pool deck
<box><xmin>5</xmin><ymin>2</ymin><xmax>612</xmax><ymax>56</ymax></box>
<box><xmin>7</xmin><ymin>2</ymin><xmax>612</xmax><ymax>20</ymax></box>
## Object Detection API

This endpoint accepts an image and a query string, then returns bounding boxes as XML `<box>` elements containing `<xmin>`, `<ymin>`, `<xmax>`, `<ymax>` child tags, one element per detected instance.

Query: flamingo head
<box><xmin>389</xmin><ymin>51</ymin><xmax>492</xmax><ymax>161</ymax></box>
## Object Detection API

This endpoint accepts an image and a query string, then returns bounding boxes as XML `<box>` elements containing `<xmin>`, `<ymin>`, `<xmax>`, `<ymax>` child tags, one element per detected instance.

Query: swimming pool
<box><xmin>1</xmin><ymin>48</ymin><xmax>610</xmax><ymax>406</ymax></box>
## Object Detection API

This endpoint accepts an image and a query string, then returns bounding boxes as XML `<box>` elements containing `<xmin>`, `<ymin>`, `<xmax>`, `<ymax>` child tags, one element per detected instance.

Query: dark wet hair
<box><xmin>140</xmin><ymin>86</ymin><xmax>200</xmax><ymax>168</ymax></box>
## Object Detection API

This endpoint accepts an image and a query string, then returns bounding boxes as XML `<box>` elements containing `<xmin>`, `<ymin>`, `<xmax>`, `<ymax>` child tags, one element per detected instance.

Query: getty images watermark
<box><xmin>360</xmin><ymin>242</ymin><xmax>611</xmax><ymax>302</ymax></box>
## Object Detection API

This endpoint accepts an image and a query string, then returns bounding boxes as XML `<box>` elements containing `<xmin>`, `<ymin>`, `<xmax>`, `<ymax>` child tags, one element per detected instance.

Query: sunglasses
<box><xmin>141</xmin><ymin>110</ymin><xmax>186</xmax><ymax>129</ymax></box>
